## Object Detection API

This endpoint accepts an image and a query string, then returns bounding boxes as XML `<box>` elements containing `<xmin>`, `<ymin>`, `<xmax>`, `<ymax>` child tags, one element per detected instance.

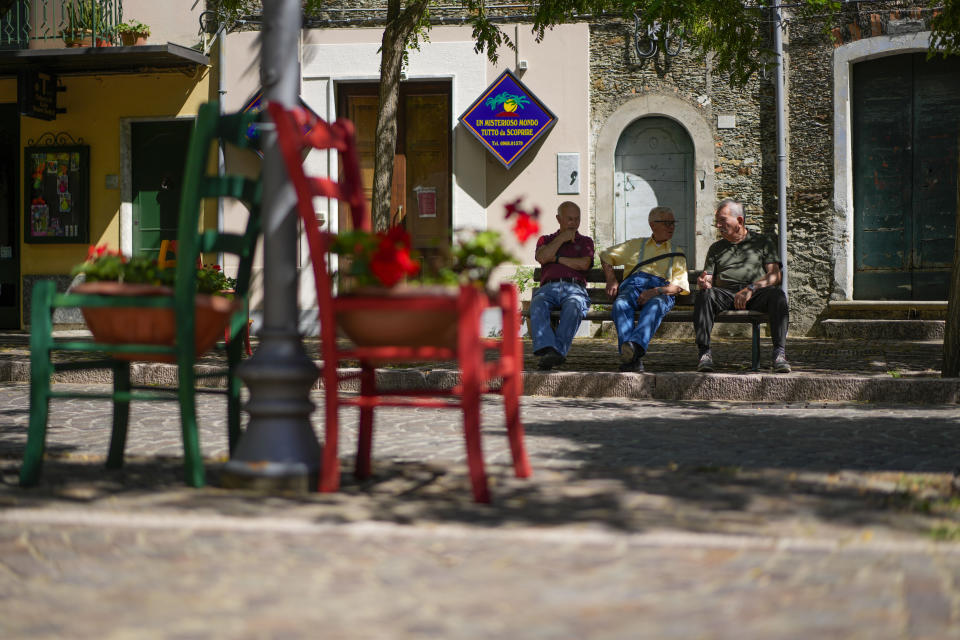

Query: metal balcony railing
<box><xmin>0</xmin><ymin>0</ymin><xmax>122</xmax><ymax>50</ymax></box>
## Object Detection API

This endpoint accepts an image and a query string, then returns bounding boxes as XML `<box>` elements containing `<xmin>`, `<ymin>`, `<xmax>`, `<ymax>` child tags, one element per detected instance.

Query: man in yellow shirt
<box><xmin>600</xmin><ymin>207</ymin><xmax>690</xmax><ymax>372</ymax></box>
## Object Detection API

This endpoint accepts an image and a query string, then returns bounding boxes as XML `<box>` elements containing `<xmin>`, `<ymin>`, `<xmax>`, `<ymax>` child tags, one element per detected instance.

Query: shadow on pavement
<box><xmin>2</xmin><ymin>404</ymin><xmax>957</xmax><ymax>543</ymax></box>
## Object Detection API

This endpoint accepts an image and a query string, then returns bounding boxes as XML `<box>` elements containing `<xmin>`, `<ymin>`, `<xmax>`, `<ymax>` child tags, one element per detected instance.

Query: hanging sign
<box><xmin>458</xmin><ymin>70</ymin><xmax>557</xmax><ymax>170</ymax></box>
<box><xmin>18</xmin><ymin>70</ymin><xmax>63</xmax><ymax>121</ymax></box>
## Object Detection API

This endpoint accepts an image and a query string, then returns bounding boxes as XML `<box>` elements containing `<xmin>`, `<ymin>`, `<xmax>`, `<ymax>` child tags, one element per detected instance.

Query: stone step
<box><xmin>821</xmin><ymin>319</ymin><xmax>944</xmax><ymax>340</ymax></box>
<box><xmin>826</xmin><ymin>300</ymin><xmax>947</xmax><ymax>320</ymax></box>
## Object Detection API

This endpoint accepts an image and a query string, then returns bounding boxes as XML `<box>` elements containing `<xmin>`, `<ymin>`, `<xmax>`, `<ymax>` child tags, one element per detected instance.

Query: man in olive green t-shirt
<box><xmin>695</xmin><ymin>198</ymin><xmax>791</xmax><ymax>373</ymax></box>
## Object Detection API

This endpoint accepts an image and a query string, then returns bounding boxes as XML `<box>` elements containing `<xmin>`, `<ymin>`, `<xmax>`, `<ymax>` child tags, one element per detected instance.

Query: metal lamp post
<box><xmin>221</xmin><ymin>0</ymin><xmax>322</xmax><ymax>492</ymax></box>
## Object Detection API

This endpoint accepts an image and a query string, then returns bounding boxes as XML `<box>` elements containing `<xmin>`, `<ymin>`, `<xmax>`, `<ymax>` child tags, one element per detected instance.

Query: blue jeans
<box><xmin>612</xmin><ymin>271</ymin><xmax>674</xmax><ymax>355</ymax></box>
<box><xmin>530</xmin><ymin>281</ymin><xmax>589</xmax><ymax>357</ymax></box>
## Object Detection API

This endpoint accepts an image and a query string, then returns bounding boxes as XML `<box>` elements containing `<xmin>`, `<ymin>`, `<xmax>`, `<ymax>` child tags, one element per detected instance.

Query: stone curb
<box><xmin>5</xmin><ymin>358</ymin><xmax>956</xmax><ymax>403</ymax></box>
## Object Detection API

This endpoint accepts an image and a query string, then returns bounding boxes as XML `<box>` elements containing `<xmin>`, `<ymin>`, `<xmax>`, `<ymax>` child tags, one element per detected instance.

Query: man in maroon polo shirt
<box><xmin>530</xmin><ymin>201</ymin><xmax>595</xmax><ymax>370</ymax></box>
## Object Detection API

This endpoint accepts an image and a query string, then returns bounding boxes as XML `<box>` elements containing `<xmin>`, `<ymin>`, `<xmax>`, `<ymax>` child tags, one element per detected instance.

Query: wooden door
<box><xmin>614</xmin><ymin>116</ymin><xmax>695</xmax><ymax>263</ymax></box>
<box><xmin>852</xmin><ymin>53</ymin><xmax>960</xmax><ymax>300</ymax></box>
<box><xmin>339</xmin><ymin>82</ymin><xmax>451</xmax><ymax>253</ymax></box>
<box><xmin>342</xmin><ymin>94</ymin><xmax>379</xmax><ymax>232</ymax></box>
<box><xmin>131</xmin><ymin>120</ymin><xmax>192</xmax><ymax>259</ymax></box>
<box><xmin>405</xmin><ymin>92</ymin><xmax>450</xmax><ymax>252</ymax></box>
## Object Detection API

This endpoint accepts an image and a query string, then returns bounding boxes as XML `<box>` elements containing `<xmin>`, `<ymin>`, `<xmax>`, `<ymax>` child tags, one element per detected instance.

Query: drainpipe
<box><xmin>774</xmin><ymin>5</ymin><xmax>789</xmax><ymax>297</ymax></box>
<box><xmin>217</xmin><ymin>27</ymin><xmax>226</xmax><ymax>267</ymax></box>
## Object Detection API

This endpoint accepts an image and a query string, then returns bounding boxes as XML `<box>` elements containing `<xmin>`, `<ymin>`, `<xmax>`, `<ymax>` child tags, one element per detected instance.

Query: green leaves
<box><xmin>931</xmin><ymin>0</ymin><xmax>960</xmax><ymax>57</ymax></box>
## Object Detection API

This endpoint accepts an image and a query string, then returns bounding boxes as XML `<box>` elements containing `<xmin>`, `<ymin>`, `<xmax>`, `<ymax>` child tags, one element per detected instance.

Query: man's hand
<box><xmin>605</xmin><ymin>280</ymin><xmax>619</xmax><ymax>298</ymax></box>
<box><xmin>734</xmin><ymin>287</ymin><xmax>753</xmax><ymax>310</ymax></box>
<box><xmin>698</xmin><ymin>272</ymin><xmax>713</xmax><ymax>290</ymax></box>
<box><xmin>556</xmin><ymin>228</ymin><xmax>577</xmax><ymax>244</ymax></box>
<box><xmin>640</xmin><ymin>288</ymin><xmax>665</xmax><ymax>306</ymax></box>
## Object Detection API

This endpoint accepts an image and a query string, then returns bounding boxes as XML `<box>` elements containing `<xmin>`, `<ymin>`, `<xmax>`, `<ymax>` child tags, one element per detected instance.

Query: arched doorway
<box><xmin>851</xmin><ymin>52</ymin><xmax>960</xmax><ymax>299</ymax></box>
<box><xmin>614</xmin><ymin>117</ymin><xmax>695</xmax><ymax>263</ymax></box>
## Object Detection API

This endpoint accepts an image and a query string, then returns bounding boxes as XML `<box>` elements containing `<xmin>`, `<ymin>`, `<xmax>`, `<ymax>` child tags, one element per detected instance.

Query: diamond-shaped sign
<box><xmin>458</xmin><ymin>70</ymin><xmax>557</xmax><ymax>170</ymax></box>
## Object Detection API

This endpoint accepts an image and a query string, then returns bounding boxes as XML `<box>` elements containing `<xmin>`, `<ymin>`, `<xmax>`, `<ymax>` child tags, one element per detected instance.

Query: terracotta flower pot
<box><xmin>119</xmin><ymin>33</ymin><xmax>148</xmax><ymax>46</ymax></box>
<box><xmin>336</xmin><ymin>286</ymin><xmax>459</xmax><ymax>349</ymax></box>
<box><xmin>73</xmin><ymin>281</ymin><xmax>241</xmax><ymax>362</ymax></box>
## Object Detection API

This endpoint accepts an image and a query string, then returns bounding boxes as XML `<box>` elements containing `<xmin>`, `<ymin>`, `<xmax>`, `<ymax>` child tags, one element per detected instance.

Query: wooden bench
<box><xmin>526</xmin><ymin>267</ymin><xmax>767</xmax><ymax>370</ymax></box>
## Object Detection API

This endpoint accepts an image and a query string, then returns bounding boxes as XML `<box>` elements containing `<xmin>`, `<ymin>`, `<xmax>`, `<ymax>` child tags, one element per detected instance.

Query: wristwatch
<box><xmin>747</xmin><ymin>283</ymin><xmax>757</xmax><ymax>292</ymax></box>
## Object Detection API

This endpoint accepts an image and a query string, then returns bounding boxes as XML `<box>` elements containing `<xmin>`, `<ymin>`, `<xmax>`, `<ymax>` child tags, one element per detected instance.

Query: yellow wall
<box><xmin>20</xmin><ymin>71</ymin><xmax>210</xmax><ymax>277</ymax></box>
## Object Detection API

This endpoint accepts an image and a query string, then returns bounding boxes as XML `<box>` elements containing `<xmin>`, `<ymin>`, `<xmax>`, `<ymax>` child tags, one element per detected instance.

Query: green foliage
<box><xmin>510</xmin><ymin>266</ymin><xmax>535</xmax><ymax>296</ymax></box>
<box><xmin>196</xmin><ymin>264</ymin><xmax>237</xmax><ymax>295</ymax></box>
<box><xmin>64</xmin><ymin>0</ymin><xmax>105</xmax><ymax>32</ymax></box>
<box><xmin>329</xmin><ymin>229</ymin><xmax>393</xmax><ymax>289</ymax></box>
<box><xmin>72</xmin><ymin>254</ymin><xmax>175</xmax><ymax>287</ymax></box>
<box><xmin>116</xmin><ymin>19</ymin><xmax>150</xmax><ymax>36</ymax></box>
<box><xmin>433</xmin><ymin>230</ymin><xmax>519</xmax><ymax>288</ymax></box>
<box><xmin>212</xmin><ymin>0</ymin><xmax>959</xmax><ymax>87</ymax></box>
<box><xmin>72</xmin><ymin>246</ymin><xmax>236</xmax><ymax>295</ymax></box>
<box><xmin>931</xmin><ymin>0</ymin><xmax>960</xmax><ymax>57</ymax></box>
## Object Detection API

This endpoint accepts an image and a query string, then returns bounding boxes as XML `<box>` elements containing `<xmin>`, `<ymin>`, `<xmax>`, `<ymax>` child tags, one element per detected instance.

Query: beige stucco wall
<box><xmin>484</xmin><ymin>24</ymin><xmax>591</xmax><ymax>268</ymax></box>
<box><xmin>223</xmin><ymin>24</ymin><xmax>590</xmax><ymax>307</ymax></box>
<box><xmin>121</xmin><ymin>0</ymin><xmax>205</xmax><ymax>49</ymax></box>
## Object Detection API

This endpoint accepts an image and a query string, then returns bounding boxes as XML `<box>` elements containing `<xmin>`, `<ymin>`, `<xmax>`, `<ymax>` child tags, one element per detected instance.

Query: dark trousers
<box><xmin>694</xmin><ymin>286</ymin><xmax>789</xmax><ymax>354</ymax></box>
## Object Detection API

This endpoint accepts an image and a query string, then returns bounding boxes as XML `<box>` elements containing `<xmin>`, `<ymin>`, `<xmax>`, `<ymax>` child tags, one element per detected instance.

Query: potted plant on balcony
<box><xmin>61</xmin><ymin>0</ymin><xmax>108</xmax><ymax>47</ymax></box>
<box><xmin>116</xmin><ymin>19</ymin><xmax>150</xmax><ymax>46</ymax></box>
<box><xmin>69</xmin><ymin>245</ymin><xmax>240</xmax><ymax>361</ymax></box>
<box><xmin>328</xmin><ymin>198</ymin><xmax>540</xmax><ymax>347</ymax></box>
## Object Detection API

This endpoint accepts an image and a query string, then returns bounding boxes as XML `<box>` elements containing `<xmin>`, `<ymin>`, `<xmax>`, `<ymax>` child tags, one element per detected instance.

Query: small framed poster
<box><xmin>24</xmin><ymin>144</ymin><xmax>89</xmax><ymax>244</ymax></box>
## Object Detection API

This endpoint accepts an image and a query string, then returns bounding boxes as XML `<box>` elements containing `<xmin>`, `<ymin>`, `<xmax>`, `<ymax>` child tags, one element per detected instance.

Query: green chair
<box><xmin>20</xmin><ymin>102</ymin><xmax>262</xmax><ymax>488</ymax></box>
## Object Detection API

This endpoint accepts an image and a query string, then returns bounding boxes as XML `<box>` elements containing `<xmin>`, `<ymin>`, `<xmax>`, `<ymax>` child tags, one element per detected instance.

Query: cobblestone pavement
<box><xmin>3</xmin><ymin>382</ymin><xmax>960</xmax><ymax>637</ymax></box>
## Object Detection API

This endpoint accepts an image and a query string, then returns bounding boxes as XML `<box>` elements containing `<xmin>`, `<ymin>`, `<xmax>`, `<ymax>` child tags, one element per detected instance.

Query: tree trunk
<box><xmin>370</xmin><ymin>0</ymin><xmax>429</xmax><ymax>232</ymax></box>
<box><xmin>372</xmin><ymin>27</ymin><xmax>404</xmax><ymax>232</ymax></box>
<box><xmin>944</xmin><ymin>128</ymin><xmax>960</xmax><ymax>377</ymax></box>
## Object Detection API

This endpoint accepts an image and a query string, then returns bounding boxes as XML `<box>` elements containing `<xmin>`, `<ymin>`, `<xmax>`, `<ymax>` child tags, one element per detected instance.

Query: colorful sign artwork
<box><xmin>458</xmin><ymin>70</ymin><xmax>557</xmax><ymax>170</ymax></box>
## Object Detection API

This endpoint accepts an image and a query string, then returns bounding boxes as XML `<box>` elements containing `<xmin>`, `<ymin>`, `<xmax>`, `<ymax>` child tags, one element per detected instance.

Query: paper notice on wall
<box><xmin>415</xmin><ymin>187</ymin><xmax>437</xmax><ymax>218</ymax></box>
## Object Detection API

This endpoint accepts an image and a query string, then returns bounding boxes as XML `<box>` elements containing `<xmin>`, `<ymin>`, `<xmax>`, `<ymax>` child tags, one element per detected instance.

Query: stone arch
<box><xmin>595</xmin><ymin>94</ymin><xmax>715</xmax><ymax>262</ymax></box>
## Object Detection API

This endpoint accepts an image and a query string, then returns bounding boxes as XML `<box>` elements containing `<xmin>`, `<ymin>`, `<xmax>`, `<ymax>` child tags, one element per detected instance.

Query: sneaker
<box><xmin>619</xmin><ymin>358</ymin><xmax>644</xmax><ymax>373</ymax></box>
<box><xmin>537</xmin><ymin>348</ymin><xmax>565</xmax><ymax>371</ymax></box>
<box><xmin>696</xmin><ymin>352</ymin><xmax>714</xmax><ymax>372</ymax></box>
<box><xmin>773</xmin><ymin>352</ymin><xmax>792</xmax><ymax>374</ymax></box>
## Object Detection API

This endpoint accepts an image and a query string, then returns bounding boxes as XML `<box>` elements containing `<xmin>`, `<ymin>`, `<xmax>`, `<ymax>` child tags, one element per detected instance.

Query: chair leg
<box><xmin>178</xmin><ymin>358</ymin><xmax>205</xmax><ymax>488</ymax></box>
<box><xmin>751</xmin><ymin>323</ymin><xmax>761</xmax><ymax>371</ymax></box>
<box><xmin>319</xmin><ymin>365</ymin><xmax>341</xmax><ymax>492</ymax></box>
<box><xmin>20</xmin><ymin>281</ymin><xmax>56</xmax><ymax>487</ymax></box>
<box><xmin>355</xmin><ymin>364</ymin><xmax>375</xmax><ymax>480</ymax></box>
<box><xmin>503</xmin><ymin>355</ymin><xmax>531</xmax><ymax>479</ymax></box>
<box><xmin>500</xmin><ymin>285</ymin><xmax>532</xmax><ymax>479</ymax></box>
<box><xmin>459</xmin><ymin>288</ymin><xmax>490</xmax><ymax>503</ymax></box>
<box><xmin>106</xmin><ymin>361</ymin><xmax>131</xmax><ymax>469</ymax></box>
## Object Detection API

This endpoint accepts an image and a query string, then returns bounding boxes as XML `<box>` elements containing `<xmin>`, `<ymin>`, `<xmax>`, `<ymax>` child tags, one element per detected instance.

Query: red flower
<box><xmin>512</xmin><ymin>214</ymin><xmax>540</xmax><ymax>243</ymax></box>
<box><xmin>384</xmin><ymin>224</ymin><xmax>412</xmax><ymax>248</ymax></box>
<box><xmin>370</xmin><ymin>243</ymin><xmax>420</xmax><ymax>288</ymax></box>
<box><xmin>504</xmin><ymin>197</ymin><xmax>524</xmax><ymax>219</ymax></box>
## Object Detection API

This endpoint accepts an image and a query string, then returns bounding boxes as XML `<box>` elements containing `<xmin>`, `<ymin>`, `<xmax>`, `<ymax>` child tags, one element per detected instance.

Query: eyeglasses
<box><xmin>652</xmin><ymin>220</ymin><xmax>676</xmax><ymax>227</ymax></box>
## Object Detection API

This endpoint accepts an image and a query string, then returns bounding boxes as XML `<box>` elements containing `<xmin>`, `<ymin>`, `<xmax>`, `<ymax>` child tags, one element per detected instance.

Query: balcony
<box><xmin>0</xmin><ymin>0</ymin><xmax>207</xmax><ymax>77</ymax></box>
<box><xmin>0</xmin><ymin>0</ymin><xmax>122</xmax><ymax>50</ymax></box>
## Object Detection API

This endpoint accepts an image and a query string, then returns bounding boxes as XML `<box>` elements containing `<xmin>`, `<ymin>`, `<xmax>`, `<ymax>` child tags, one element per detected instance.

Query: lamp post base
<box><xmin>223</xmin><ymin>329</ymin><xmax>321</xmax><ymax>493</ymax></box>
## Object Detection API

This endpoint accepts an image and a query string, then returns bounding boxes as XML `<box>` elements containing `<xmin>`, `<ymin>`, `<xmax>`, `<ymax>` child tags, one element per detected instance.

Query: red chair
<box><xmin>268</xmin><ymin>101</ymin><xmax>531</xmax><ymax>503</ymax></box>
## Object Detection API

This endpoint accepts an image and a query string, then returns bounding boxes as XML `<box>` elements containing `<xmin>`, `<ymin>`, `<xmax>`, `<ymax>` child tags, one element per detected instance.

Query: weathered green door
<box><xmin>852</xmin><ymin>53</ymin><xmax>960</xmax><ymax>300</ymax></box>
<box><xmin>0</xmin><ymin>104</ymin><xmax>20</xmax><ymax>328</ymax></box>
<box><xmin>131</xmin><ymin>120</ymin><xmax>192</xmax><ymax>259</ymax></box>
